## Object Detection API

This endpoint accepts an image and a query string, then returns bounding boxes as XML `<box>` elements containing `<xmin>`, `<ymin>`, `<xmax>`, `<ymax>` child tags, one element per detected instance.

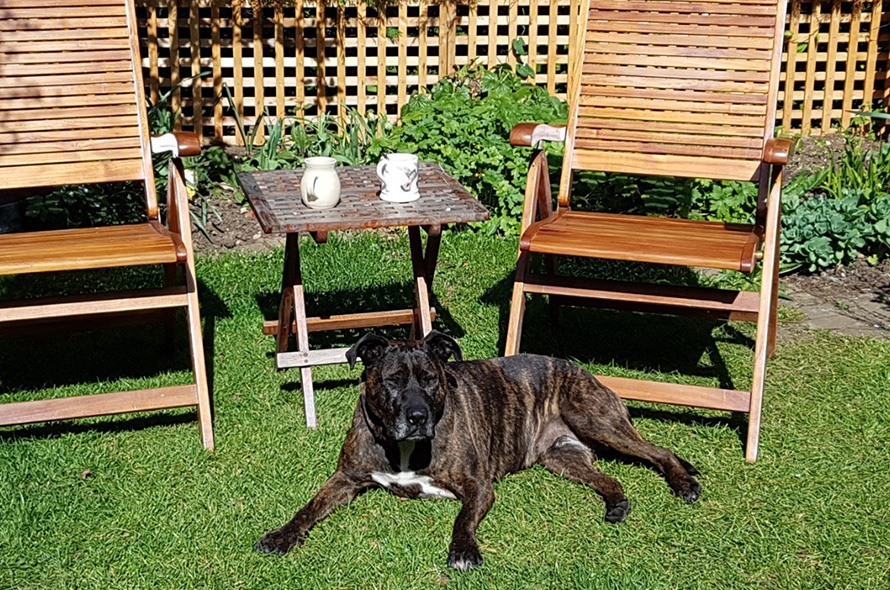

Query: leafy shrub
<box><xmin>781</xmin><ymin>192</ymin><xmax>872</xmax><ymax>272</ymax></box>
<box><xmin>383</xmin><ymin>63</ymin><xmax>568</xmax><ymax>232</ymax></box>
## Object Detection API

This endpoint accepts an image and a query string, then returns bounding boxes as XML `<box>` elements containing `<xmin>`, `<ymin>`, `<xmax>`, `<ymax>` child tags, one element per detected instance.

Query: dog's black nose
<box><xmin>406</xmin><ymin>406</ymin><xmax>429</xmax><ymax>426</ymax></box>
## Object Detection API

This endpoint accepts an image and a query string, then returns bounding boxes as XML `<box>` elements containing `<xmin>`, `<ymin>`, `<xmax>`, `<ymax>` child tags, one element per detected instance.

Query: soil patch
<box><xmin>189</xmin><ymin>194</ymin><xmax>283</xmax><ymax>255</ymax></box>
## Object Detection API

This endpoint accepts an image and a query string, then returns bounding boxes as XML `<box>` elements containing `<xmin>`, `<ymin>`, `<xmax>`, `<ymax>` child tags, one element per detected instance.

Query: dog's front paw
<box><xmin>254</xmin><ymin>527</ymin><xmax>303</xmax><ymax>555</ymax></box>
<box><xmin>604</xmin><ymin>498</ymin><xmax>631</xmax><ymax>523</ymax></box>
<box><xmin>448</xmin><ymin>543</ymin><xmax>483</xmax><ymax>571</ymax></box>
<box><xmin>673</xmin><ymin>476</ymin><xmax>702</xmax><ymax>504</ymax></box>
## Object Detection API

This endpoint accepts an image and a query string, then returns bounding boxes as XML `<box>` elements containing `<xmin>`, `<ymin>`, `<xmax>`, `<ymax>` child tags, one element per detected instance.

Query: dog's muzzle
<box><xmin>395</xmin><ymin>399</ymin><xmax>435</xmax><ymax>441</ymax></box>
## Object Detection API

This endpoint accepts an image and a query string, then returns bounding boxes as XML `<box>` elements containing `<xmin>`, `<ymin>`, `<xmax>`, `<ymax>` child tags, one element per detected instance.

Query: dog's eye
<box><xmin>420</xmin><ymin>374</ymin><xmax>438</xmax><ymax>388</ymax></box>
<box><xmin>383</xmin><ymin>378</ymin><xmax>400</xmax><ymax>390</ymax></box>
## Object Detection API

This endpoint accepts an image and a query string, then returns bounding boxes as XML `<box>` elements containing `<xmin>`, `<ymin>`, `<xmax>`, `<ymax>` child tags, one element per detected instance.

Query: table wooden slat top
<box><xmin>239</xmin><ymin>162</ymin><xmax>489</xmax><ymax>234</ymax></box>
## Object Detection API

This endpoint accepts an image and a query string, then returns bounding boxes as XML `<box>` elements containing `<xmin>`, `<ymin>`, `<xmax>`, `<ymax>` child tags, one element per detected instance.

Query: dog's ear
<box><xmin>423</xmin><ymin>330</ymin><xmax>462</xmax><ymax>363</ymax></box>
<box><xmin>346</xmin><ymin>333</ymin><xmax>389</xmax><ymax>370</ymax></box>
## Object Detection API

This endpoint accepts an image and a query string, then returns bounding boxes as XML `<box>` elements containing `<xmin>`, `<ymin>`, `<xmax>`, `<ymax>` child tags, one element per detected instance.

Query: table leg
<box><xmin>278</xmin><ymin>233</ymin><xmax>317</xmax><ymax>429</ymax></box>
<box><xmin>277</xmin><ymin>234</ymin><xmax>298</xmax><ymax>354</ymax></box>
<box><xmin>408</xmin><ymin>225</ymin><xmax>442</xmax><ymax>338</ymax></box>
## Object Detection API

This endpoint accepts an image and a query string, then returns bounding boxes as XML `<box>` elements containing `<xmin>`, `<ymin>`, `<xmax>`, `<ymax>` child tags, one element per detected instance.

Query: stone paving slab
<box><xmin>784</xmin><ymin>283</ymin><xmax>890</xmax><ymax>340</ymax></box>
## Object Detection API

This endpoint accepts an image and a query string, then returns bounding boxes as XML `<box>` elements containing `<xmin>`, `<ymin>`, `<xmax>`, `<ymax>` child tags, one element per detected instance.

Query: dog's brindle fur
<box><xmin>256</xmin><ymin>331</ymin><xmax>701</xmax><ymax>571</ymax></box>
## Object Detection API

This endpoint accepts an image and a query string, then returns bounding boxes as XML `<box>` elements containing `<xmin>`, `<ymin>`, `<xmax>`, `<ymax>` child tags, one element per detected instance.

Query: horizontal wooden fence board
<box><xmin>134</xmin><ymin>0</ymin><xmax>889</xmax><ymax>143</ymax></box>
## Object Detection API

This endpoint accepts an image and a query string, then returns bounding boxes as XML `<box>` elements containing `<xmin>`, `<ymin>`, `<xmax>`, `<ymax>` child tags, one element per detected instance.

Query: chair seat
<box><xmin>0</xmin><ymin>221</ymin><xmax>187</xmax><ymax>276</ymax></box>
<box><xmin>520</xmin><ymin>210</ymin><xmax>762</xmax><ymax>273</ymax></box>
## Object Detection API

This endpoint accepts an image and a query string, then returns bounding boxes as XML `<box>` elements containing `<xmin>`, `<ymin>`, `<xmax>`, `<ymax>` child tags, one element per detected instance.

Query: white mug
<box><xmin>301</xmin><ymin>156</ymin><xmax>341</xmax><ymax>209</ymax></box>
<box><xmin>377</xmin><ymin>153</ymin><xmax>420</xmax><ymax>202</ymax></box>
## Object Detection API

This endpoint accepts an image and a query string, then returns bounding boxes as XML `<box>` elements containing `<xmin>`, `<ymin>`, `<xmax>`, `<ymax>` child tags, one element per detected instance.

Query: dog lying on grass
<box><xmin>256</xmin><ymin>331</ymin><xmax>701</xmax><ymax>570</ymax></box>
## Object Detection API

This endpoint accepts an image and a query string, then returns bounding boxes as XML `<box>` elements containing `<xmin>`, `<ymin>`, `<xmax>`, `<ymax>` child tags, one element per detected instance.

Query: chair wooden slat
<box><xmin>589</xmin><ymin>10</ymin><xmax>776</xmax><ymax>27</ymax></box>
<box><xmin>580</xmin><ymin>85</ymin><xmax>770</xmax><ymax>105</ymax></box>
<box><xmin>586</xmin><ymin>22</ymin><xmax>775</xmax><ymax>37</ymax></box>
<box><xmin>575</xmin><ymin>127</ymin><xmax>764</xmax><ymax>149</ymax></box>
<box><xmin>0</xmin><ymin>136</ymin><xmax>142</xmax><ymax>156</ymax></box>
<box><xmin>0</xmin><ymin>160</ymin><xmax>145</xmax><ymax>190</ymax></box>
<box><xmin>581</xmin><ymin>75</ymin><xmax>767</xmax><ymax>93</ymax></box>
<box><xmin>582</xmin><ymin>64</ymin><xmax>771</xmax><ymax>83</ymax></box>
<box><xmin>585</xmin><ymin>42</ymin><xmax>773</xmax><ymax>60</ymax></box>
<box><xmin>1</xmin><ymin>30</ymin><xmax>128</xmax><ymax>43</ymax></box>
<box><xmin>0</xmin><ymin>114</ymin><xmax>140</xmax><ymax>132</ymax></box>
<box><xmin>0</xmin><ymin>126</ymin><xmax>140</xmax><ymax>144</ymax></box>
<box><xmin>2</xmin><ymin>49</ymin><xmax>133</xmax><ymax>65</ymax></box>
<box><xmin>0</xmin><ymin>147</ymin><xmax>145</xmax><ymax>167</ymax></box>
<box><xmin>0</xmin><ymin>17</ymin><xmax>129</xmax><ymax>32</ymax></box>
<box><xmin>3</xmin><ymin>0</ymin><xmax>126</xmax><ymax>7</ymax></box>
<box><xmin>584</xmin><ymin>54</ymin><xmax>771</xmax><ymax>72</ymax></box>
<box><xmin>3</xmin><ymin>6</ymin><xmax>127</xmax><ymax>18</ymax></box>
<box><xmin>575</xmin><ymin>139</ymin><xmax>761</xmax><ymax>160</ymax></box>
<box><xmin>579</xmin><ymin>95</ymin><xmax>767</xmax><ymax>115</ymax></box>
<box><xmin>576</xmin><ymin>117</ymin><xmax>765</xmax><ymax>138</ymax></box>
<box><xmin>0</xmin><ymin>61</ymin><xmax>134</xmax><ymax>77</ymax></box>
<box><xmin>1</xmin><ymin>84</ymin><xmax>137</xmax><ymax>101</ymax></box>
<box><xmin>586</xmin><ymin>31</ymin><xmax>774</xmax><ymax>49</ymax></box>
<box><xmin>593</xmin><ymin>1</ymin><xmax>777</xmax><ymax>15</ymax></box>
<box><xmin>571</xmin><ymin>150</ymin><xmax>762</xmax><ymax>181</ymax></box>
<box><xmin>0</xmin><ymin>72</ymin><xmax>134</xmax><ymax>88</ymax></box>
<box><xmin>1</xmin><ymin>39</ymin><xmax>130</xmax><ymax>53</ymax></box>
<box><xmin>577</xmin><ymin>106</ymin><xmax>766</xmax><ymax>127</ymax></box>
<box><xmin>0</xmin><ymin>93</ymin><xmax>138</xmax><ymax>111</ymax></box>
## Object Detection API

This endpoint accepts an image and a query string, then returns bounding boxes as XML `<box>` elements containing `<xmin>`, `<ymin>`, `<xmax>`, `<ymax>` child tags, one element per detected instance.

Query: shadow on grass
<box><xmin>481</xmin><ymin>255</ymin><xmax>754</xmax><ymax>444</ymax></box>
<box><xmin>0</xmin><ymin>411</ymin><xmax>197</xmax><ymax>444</ymax></box>
<box><xmin>0</xmin><ymin>267</ymin><xmax>230</xmax><ymax>440</ymax></box>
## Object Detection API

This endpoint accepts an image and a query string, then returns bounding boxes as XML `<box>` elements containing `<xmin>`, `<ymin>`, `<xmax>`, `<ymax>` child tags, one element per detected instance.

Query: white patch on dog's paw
<box><xmin>450</xmin><ymin>558</ymin><xmax>475</xmax><ymax>572</ymax></box>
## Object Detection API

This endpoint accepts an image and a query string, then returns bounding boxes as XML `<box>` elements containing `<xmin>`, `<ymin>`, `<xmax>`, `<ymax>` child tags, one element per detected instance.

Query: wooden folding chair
<box><xmin>504</xmin><ymin>0</ymin><xmax>795</xmax><ymax>462</ymax></box>
<box><xmin>0</xmin><ymin>0</ymin><xmax>213</xmax><ymax>449</ymax></box>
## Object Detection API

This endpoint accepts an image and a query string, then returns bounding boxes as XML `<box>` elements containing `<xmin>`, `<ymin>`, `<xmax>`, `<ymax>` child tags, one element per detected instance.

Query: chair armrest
<box><xmin>762</xmin><ymin>137</ymin><xmax>796</xmax><ymax>166</ymax></box>
<box><xmin>150</xmin><ymin>131</ymin><xmax>201</xmax><ymax>158</ymax></box>
<box><xmin>510</xmin><ymin>123</ymin><xmax>567</xmax><ymax>148</ymax></box>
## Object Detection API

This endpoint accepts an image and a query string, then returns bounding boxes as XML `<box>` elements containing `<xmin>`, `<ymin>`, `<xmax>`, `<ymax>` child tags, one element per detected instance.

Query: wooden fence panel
<box><xmin>135</xmin><ymin>0</ymin><xmax>889</xmax><ymax>144</ymax></box>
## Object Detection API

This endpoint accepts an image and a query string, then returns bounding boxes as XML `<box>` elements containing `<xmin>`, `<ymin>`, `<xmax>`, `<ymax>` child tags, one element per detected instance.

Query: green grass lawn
<box><xmin>1</xmin><ymin>230</ymin><xmax>889</xmax><ymax>589</ymax></box>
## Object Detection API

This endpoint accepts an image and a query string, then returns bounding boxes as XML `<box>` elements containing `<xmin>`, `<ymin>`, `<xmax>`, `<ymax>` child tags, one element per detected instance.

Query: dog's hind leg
<box><xmin>538</xmin><ymin>437</ymin><xmax>630</xmax><ymax>523</ymax></box>
<box><xmin>562</xmin><ymin>401</ymin><xmax>701</xmax><ymax>504</ymax></box>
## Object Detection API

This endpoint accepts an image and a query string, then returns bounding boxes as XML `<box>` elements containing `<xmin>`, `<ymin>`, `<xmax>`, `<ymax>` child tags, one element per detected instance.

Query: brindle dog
<box><xmin>256</xmin><ymin>331</ymin><xmax>701</xmax><ymax>571</ymax></box>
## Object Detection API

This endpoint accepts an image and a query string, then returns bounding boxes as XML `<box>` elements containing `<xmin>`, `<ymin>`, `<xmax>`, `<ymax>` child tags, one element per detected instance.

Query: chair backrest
<box><xmin>559</xmin><ymin>0</ymin><xmax>789</xmax><ymax>202</ymax></box>
<box><xmin>0</xmin><ymin>0</ymin><xmax>157</xmax><ymax>217</ymax></box>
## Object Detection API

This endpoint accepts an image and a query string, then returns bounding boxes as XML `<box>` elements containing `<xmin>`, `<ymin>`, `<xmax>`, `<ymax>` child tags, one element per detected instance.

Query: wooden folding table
<box><xmin>239</xmin><ymin>163</ymin><xmax>488</xmax><ymax>428</ymax></box>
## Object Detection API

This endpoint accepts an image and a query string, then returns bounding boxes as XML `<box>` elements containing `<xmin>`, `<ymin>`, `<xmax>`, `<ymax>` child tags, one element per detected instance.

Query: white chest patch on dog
<box><xmin>370</xmin><ymin>471</ymin><xmax>457</xmax><ymax>500</ymax></box>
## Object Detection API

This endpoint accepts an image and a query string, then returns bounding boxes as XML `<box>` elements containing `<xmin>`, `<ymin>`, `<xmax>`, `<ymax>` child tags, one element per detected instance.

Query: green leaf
<box><xmin>515</xmin><ymin>63</ymin><xmax>535</xmax><ymax>79</ymax></box>
<box><xmin>511</xmin><ymin>37</ymin><xmax>528</xmax><ymax>57</ymax></box>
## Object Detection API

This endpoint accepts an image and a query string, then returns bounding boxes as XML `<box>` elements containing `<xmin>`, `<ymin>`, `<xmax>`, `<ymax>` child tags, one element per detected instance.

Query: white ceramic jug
<box><xmin>300</xmin><ymin>156</ymin><xmax>341</xmax><ymax>209</ymax></box>
<box><xmin>377</xmin><ymin>153</ymin><xmax>420</xmax><ymax>202</ymax></box>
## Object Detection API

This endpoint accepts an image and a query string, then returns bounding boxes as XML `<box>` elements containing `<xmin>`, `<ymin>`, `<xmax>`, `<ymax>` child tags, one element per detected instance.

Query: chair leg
<box><xmin>766</xmin><ymin>244</ymin><xmax>781</xmax><ymax>359</ymax></box>
<box><xmin>184</xmin><ymin>259</ymin><xmax>214</xmax><ymax>451</ymax></box>
<box><xmin>505</xmin><ymin>252</ymin><xmax>530</xmax><ymax>356</ymax></box>
<box><xmin>747</xmin><ymin>170</ymin><xmax>783</xmax><ymax>463</ymax></box>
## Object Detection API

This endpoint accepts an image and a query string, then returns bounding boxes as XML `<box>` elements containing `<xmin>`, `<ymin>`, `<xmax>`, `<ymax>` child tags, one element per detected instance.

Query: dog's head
<box><xmin>346</xmin><ymin>330</ymin><xmax>462</xmax><ymax>442</ymax></box>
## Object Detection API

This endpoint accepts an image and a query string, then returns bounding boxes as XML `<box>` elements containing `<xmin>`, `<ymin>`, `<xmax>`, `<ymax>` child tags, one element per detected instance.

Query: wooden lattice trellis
<box><xmin>136</xmin><ymin>0</ymin><xmax>890</xmax><ymax>144</ymax></box>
